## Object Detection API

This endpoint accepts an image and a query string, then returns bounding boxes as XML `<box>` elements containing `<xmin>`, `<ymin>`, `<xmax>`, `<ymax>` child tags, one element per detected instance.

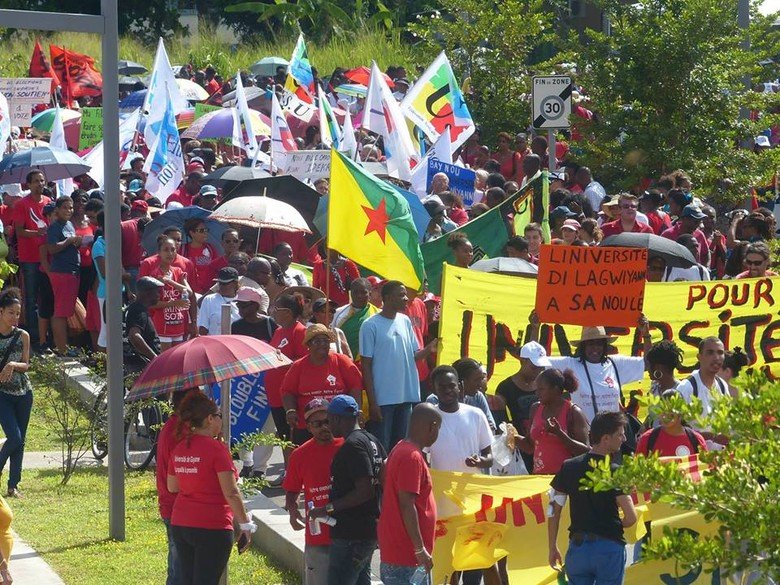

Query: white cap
<box><xmin>519</xmin><ymin>341</ymin><xmax>552</xmax><ymax>367</ymax></box>
<box><xmin>755</xmin><ymin>135</ymin><xmax>771</xmax><ymax>148</ymax></box>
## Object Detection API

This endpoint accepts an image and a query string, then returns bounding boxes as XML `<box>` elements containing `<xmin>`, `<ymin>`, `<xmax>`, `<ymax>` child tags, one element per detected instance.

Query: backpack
<box><xmin>687</xmin><ymin>374</ymin><xmax>728</xmax><ymax>398</ymax></box>
<box><xmin>646</xmin><ymin>425</ymin><xmax>700</xmax><ymax>455</ymax></box>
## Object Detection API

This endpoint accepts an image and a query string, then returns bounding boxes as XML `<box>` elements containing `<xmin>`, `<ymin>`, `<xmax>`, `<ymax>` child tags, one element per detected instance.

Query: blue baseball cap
<box><xmin>327</xmin><ymin>395</ymin><xmax>359</xmax><ymax>416</ymax></box>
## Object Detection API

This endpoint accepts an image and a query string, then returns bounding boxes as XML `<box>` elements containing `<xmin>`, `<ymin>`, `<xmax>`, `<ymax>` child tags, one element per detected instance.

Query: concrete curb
<box><xmin>246</xmin><ymin>492</ymin><xmax>306</xmax><ymax>577</ymax></box>
<box><xmin>60</xmin><ymin>358</ymin><xmax>102</xmax><ymax>407</ymax></box>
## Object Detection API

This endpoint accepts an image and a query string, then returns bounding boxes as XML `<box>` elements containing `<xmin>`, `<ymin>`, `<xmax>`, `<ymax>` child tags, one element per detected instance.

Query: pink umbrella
<box><xmin>128</xmin><ymin>335</ymin><xmax>291</xmax><ymax>400</ymax></box>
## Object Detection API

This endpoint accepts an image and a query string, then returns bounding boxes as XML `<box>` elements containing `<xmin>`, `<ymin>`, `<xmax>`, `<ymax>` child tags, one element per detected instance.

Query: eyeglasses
<box><xmin>745</xmin><ymin>259</ymin><xmax>766</xmax><ymax>266</ymax></box>
<box><xmin>308</xmin><ymin>418</ymin><xmax>329</xmax><ymax>428</ymax></box>
<box><xmin>620</xmin><ymin>204</ymin><xmax>638</xmax><ymax>209</ymax></box>
<box><xmin>194</xmin><ymin>228</ymin><xmax>209</xmax><ymax>233</ymax></box>
<box><xmin>223</xmin><ymin>239</ymin><xmax>240</xmax><ymax>244</ymax></box>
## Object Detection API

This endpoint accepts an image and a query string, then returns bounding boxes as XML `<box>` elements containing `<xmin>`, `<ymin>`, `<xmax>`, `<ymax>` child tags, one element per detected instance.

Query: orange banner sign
<box><xmin>535</xmin><ymin>245</ymin><xmax>648</xmax><ymax>327</ymax></box>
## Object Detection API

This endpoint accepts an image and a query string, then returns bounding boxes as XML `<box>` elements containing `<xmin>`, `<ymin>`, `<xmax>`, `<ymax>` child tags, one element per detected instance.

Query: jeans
<box><xmin>565</xmin><ymin>536</ymin><xmax>627</xmax><ymax>585</ymax></box>
<box><xmin>327</xmin><ymin>538</ymin><xmax>376</xmax><ymax>585</ymax></box>
<box><xmin>163</xmin><ymin>519</ymin><xmax>180</xmax><ymax>585</ymax></box>
<box><xmin>0</xmin><ymin>391</ymin><xmax>33</xmax><ymax>489</ymax></box>
<box><xmin>305</xmin><ymin>545</ymin><xmax>330</xmax><ymax>585</ymax></box>
<box><xmin>170</xmin><ymin>525</ymin><xmax>232</xmax><ymax>585</ymax></box>
<box><xmin>367</xmin><ymin>403</ymin><xmax>412</xmax><ymax>452</ymax></box>
<box><xmin>380</xmin><ymin>562</ymin><xmax>429</xmax><ymax>585</ymax></box>
<box><xmin>20</xmin><ymin>263</ymin><xmax>40</xmax><ymax>345</ymax></box>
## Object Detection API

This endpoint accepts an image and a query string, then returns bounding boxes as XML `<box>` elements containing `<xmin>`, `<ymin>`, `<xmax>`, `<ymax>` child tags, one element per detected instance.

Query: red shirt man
<box><xmin>312</xmin><ymin>254</ymin><xmax>360</xmax><ymax>307</ymax></box>
<box><xmin>661</xmin><ymin>204</ymin><xmax>711</xmax><ymax>265</ymax></box>
<box><xmin>14</xmin><ymin>175</ymin><xmax>51</xmax><ymax>263</ymax></box>
<box><xmin>600</xmin><ymin>193</ymin><xmax>654</xmax><ymax>238</ymax></box>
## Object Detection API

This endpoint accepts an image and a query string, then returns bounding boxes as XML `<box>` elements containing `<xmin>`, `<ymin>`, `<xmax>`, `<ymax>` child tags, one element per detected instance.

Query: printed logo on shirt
<box><xmin>604</xmin><ymin>376</ymin><xmax>615</xmax><ymax>389</ymax></box>
<box><xmin>278</xmin><ymin>337</ymin><xmax>289</xmax><ymax>348</ymax></box>
<box><xmin>326</xmin><ymin>374</ymin><xmax>336</xmax><ymax>386</ymax></box>
<box><xmin>675</xmin><ymin>444</ymin><xmax>692</xmax><ymax>457</ymax></box>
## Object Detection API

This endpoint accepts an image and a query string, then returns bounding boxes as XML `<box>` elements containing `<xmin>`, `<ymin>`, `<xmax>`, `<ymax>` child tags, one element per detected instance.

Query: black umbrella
<box><xmin>600</xmin><ymin>233</ymin><xmax>696</xmax><ymax>268</ymax></box>
<box><xmin>118</xmin><ymin>60</ymin><xmax>148</xmax><ymax>75</ymax></box>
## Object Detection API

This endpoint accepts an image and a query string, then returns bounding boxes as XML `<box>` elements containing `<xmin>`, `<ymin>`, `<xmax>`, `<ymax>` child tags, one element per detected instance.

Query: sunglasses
<box><xmin>194</xmin><ymin>228</ymin><xmax>209</xmax><ymax>233</ymax></box>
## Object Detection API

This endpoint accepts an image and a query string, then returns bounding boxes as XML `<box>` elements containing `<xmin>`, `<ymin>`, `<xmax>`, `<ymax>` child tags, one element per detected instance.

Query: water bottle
<box><xmin>307</xmin><ymin>502</ymin><xmax>321</xmax><ymax>536</ymax></box>
<box><xmin>410</xmin><ymin>565</ymin><xmax>427</xmax><ymax>585</ymax></box>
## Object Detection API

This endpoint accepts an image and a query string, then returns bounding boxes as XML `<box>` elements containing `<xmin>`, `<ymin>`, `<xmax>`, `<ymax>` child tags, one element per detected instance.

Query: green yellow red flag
<box><xmin>328</xmin><ymin>150</ymin><xmax>425</xmax><ymax>289</ymax></box>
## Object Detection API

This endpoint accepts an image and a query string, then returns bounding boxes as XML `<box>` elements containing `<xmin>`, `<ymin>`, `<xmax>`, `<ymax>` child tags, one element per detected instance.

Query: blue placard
<box><xmin>211</xmin><ymin>372</ymin><xmax>271</xmax><ymax>446</ymax></box>
<box><xmin>426</xmin><ymin>158</ymin><xmax>477</xmax><ymax>206</ymax></box>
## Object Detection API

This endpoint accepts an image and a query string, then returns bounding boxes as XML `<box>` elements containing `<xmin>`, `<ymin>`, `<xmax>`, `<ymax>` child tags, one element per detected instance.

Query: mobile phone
<box><xmin>236</xmin><ymin>532</ymin><xmax>250</xmax><ymax>554</ymax></box>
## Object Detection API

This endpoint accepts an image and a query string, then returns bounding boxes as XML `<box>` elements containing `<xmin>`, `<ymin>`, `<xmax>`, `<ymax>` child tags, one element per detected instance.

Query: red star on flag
<box><xmin>362</xmin><ymin>198</ymin><xmax>389</xmax><ymax>243</ymax></box>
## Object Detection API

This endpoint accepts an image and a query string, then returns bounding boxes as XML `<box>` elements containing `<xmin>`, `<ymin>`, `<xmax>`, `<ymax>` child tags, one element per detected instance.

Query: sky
<box><xmin>761</xmin><ymin>0</ymin><xmax>780</xmax><ymax>15</ymax></box>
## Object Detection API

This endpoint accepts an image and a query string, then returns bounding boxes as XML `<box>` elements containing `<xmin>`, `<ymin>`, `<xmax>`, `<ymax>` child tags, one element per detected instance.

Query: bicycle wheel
<box><xmin>124</xmin><ymin>402</ymin><xmax>162</xmax><ymax>471</ymax></box>
<box><xmin>89</xmin><ymin>391</ymin><xmax>109</xmax><ymax>461</ymax></box>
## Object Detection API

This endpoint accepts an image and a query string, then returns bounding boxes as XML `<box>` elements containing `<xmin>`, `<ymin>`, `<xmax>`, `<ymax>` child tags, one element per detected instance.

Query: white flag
<box><xmin>363</xmin><ymin>61</ymin><xmax>417</xmax><ymax>182</ymax></box>
<box><xmin>0</xmin><ymin>93</ymin><xmax>10</xmax><ymax>154</ymax></box>
<box><xmin>49</xmin><ymin>107</ymin><xmax>75</xmax><ymax>197</ymax></box>
<box><xmin>142</xmin><ymin>38</ymin><xmax>189</xmax><ymax>149</ymax></box>
<box><xmin>234</xmin><ymin>72</ymin><xmax>258</xmax><ymax>156</ymax></box>
<box><xmin>143</xmin><ymin>84</ymin><xmax>184</xmax><ymax>204</ymax></box>
<box><xmin>339</xmin><ymin>107</ymin><xmax>358</xmax><ymax>160</ymax></box>
<box><xmin>410</xmin><ymin>127</ymin><xmax>454</xmax><ymax>198</ymax></box>
<box><xmin>85</xmin><ymin>110</ymin><xmax>141</xmax><ymax>188</ymax></box>
<box><xmin>270</xmin><ymin>92</ymin><xmax>297</xmax><ymax>172</ymax></box>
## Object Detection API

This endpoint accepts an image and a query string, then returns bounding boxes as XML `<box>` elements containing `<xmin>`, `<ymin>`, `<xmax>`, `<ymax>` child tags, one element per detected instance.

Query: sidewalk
<box><xmin>10</xmin><ymin>533</ymin><xmax>64</xmax><ymax>585</ymax></box>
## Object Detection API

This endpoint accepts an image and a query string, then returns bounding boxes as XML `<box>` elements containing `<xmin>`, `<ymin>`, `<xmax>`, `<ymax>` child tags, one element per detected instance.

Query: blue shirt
<box><xmin>47</xmin><ymin>219</ymin><xmax>79</xmax><ymax>273</ymax></box>
<box><xmin>92</xmin><ymin>236</ymin><xmax>106</xmax><ymax>298</ymax></box>
<box><xmin>359</xmin><ymin>313</ymin><xmax>420</xmax><ymax>406</ymax></box>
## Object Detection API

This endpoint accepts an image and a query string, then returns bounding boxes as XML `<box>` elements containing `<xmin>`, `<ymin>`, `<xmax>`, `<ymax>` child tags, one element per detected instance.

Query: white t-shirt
<box><xmin>548</xmin><ymin>355</ymin><xmax>645</xmax><ymax>423</ymax></box>
<box><xmin>281</xmin><ymin>268</ymin><xmax>309</xmax><ymax>287</ymax></box>
<box><xmin>197</xmin><ymin>293</ymin><xmax>240</xmax><ymax>335</ymax></box>
<box><xmin>583</xmin><ymin>181</ymin><xmax>607</xmax><ymax>212</ymax></box>
<box><xmin>429</xmin><ymin>404</ymin><xmax>493</xmax><ymax>474</ymax></box>
<box><xmin>664</xmin><ymin>264</ymin><xmax>710</xmax><ymax>282</ymax></box>
<box><xmin>677</xmin><ymin>370</ymin><xmax>729</xmax><ymax>423</ymax></box>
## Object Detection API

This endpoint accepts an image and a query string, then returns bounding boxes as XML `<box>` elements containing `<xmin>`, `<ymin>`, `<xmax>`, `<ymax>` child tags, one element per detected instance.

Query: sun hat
<box><xmin>570</xmin><ymin>326</ymin><xmax>618</xmax><ymax>345</ymax></box>
<box><xmin>303</xmin><ymin>323</ymin><xmax>335</xmax><ymax>345</ymax></box>
<box><xmin>561</xmin><ymin>219</ymin><xmax>581</xmax><ymax>231</ymax></box>
<box><xmin>232</xmin><ymin>287</ymin><xmax>270</xmax><ymax>313</ymax></box>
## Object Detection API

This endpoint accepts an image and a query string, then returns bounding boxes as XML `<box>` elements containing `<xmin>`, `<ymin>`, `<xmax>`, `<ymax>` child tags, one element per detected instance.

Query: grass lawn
<box><xmin>24</xmin><ymin>387</ymin><xmax>66</xmax><ymax>452</ymax></box>
<box><xmin>11</xmin><ymin>468</ymin><xmax>301</xmax><ymax>585</ymax></box>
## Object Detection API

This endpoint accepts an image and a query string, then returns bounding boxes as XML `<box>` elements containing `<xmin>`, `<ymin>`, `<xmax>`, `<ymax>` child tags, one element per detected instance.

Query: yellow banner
<box><xmin>438</xmin><ymin>265</ymin><xmax>780</xmax><ymax>394</ymax></box>
<box><xmin>431</xmin><ymin>467</ymin><xmax>718</xmax><ymax>584</ymax></box>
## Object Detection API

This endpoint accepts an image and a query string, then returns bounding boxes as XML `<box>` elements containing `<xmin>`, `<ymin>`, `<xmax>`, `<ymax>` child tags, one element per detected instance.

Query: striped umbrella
<box><xmin>30</xmin><ymin>108</ymin><xmax>81</xmax><ymax>133</ymax></box>
<box><xmin>128</xmin><ymin>335</ymin><xmax>291</xmax><ymax>401</ymax></box>
<box><xmin>181</xmin><ymin>107</ymin><xmax>271</xmax><ymax>140</ymax></box>
<box><xmin>334</xmin><ymin>84</ymin><xmax>368</xmax><ymax>98</ymax></box>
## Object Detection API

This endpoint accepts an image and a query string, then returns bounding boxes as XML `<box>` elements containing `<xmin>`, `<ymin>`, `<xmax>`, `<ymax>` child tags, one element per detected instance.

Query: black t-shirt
<box><xmin>495</xmin><ymin>376</ymin><xmax>537</xmax><ymax>430</ymax></box>
<box><xmin>125</xmin><ymin>301</ymin><xmax>160</xmax><ymax>358</ymax></box>
<box><xmin>550</xmin><ymin>452</ymin><xmax>625</xmax><ymax>543</ymax></box>
<box><xmin>329</xmin><ymin>428</ymin><xmax>386</xmax><ymax>540</ymax></box>
<box><xmin>231</xmin><ymin>317</ymin><xmax>278</xmax><ymax>343</ymax></box>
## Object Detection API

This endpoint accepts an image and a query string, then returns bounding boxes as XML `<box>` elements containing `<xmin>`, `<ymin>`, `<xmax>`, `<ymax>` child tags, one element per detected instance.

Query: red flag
<box><xmin>50</xmin><ymin>45</ymin><xmax>103</xmax><ymax>100</ymax></box>
<box><xmin>29</xmin><ymin>40</ymin><xmax>60</xmax><ymax>93</ymax></box>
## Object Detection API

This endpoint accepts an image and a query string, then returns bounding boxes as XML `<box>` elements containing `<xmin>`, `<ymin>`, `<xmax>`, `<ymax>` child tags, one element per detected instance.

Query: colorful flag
<box><xmin>233</xmin><ymin>72</ymin><xmax>258</xmax><ymax>156</ymax></box>
<box><xmin>0</xmin><ymin>93</ymin><xmax>10</xmax><ymax>153</ymax></box>
<box><xmin>513</xmin><ymin>171</ymin><xmax>550</xmax><ymax>242</ymax></box>
<box><xmin>421</xmin><ymin>172</ymin><xmax>544</xmax><ymax>294</ymax></box>
<box><xmin>402</xmin><ymin>51</ymin><xmax>475</xmax><ymax>150</ymax></box>
<box><xmin>363</xmin><ymin>62</ymin><xmax>417</xmax><ymax>182</ymax></box>
<box><xmin>143</xmin><ymin>85</ymin><xmax>184</xmax><ymax>204</ymax></box>
<box><xmin>284</xmin><ymin>33</ymin><xmax>315</xmax><ymax>103</ymax></box>
<box><xmin>29</xmin><ymin>40</ymin><xmax>60</xmax><ymax>94</ymax></box>
<box><xmin>49</xmin><ymin>107</ymin><xmax>74</xmax><ymax>197</ymax></box>
<box><xmin>339</xmin><ymin>107</ymin><xmax>358</xmax><ymax>159</ymax></box>
<box><xmin>49</xmin><ymin>45</ymin><xmax>102</xmax><ymax>100</ymax></box>
<box><xmin>84</xmin><ymin>109</ymin><xmax>141</xmax><ymax>188</ymax></box>
<box><xmin>318</xmin><ymin>86</ymin><xmax>342</xmax><ymax>149</ymax></box>
<box><xmin>142</xmin><ymin>38</ymin><xmax>190</xmax><ymax>151</ymax></box>
<box><xmin>270</xmin><ymin>92</ymin><xmax>297</xmax><ymax>172</ymax></box>
<box><xmin>329</xmin><ymin>150</ymin><xmax>425</xmax><ymax>289</ymax></box>
<box><xmin>410</xmin><ymin>127</ymin><xmax>453</xmax><ymax>198</ymax></box>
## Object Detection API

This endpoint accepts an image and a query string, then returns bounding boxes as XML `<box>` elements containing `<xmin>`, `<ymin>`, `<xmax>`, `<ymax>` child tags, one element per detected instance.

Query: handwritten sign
<box><xmin>0</xmin><ymin>78</ymin><xmax>51</xmax><ymax>126</ymax></box>
<box><xmin>194</xmin><ymin>102</ymin><xmax>222</xmax><ymax>120</ymax></box>
<box><xmin>284</xmin><ymin>149</ymin><xmax>330</xmax><ymax>181</ymax></box>
<box><xmin>427</xmin><ymin>158</ymin><xmax>477</xmax><ymax>206</ymax></box>
<box><xmin>79</xmin><ymin>107</ymin><xmax>103</xmax><ymax>150</ymax></box>
<box><xmin>535</xmin><ymin>244</ymin><xmax>647</xmax><ymax>327</ymax></box>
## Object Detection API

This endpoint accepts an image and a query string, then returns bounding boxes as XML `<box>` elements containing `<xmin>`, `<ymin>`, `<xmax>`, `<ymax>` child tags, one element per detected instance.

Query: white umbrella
<box><xmin>212</xmin><ymin>195</ymin><xmax>311</xmax><ymax>233</ymax></box>
<box><xmin>471</xmin><ymin>257</ymin><xmax>539</xmax><ymax>276</ymax></box>
<box><xmin>176</xmin><ymin>78</ymin><xmax>210</xmax><ymax>101</ymax></box>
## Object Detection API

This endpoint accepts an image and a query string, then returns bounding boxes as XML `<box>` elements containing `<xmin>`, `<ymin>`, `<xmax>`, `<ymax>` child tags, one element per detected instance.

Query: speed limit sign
<box><xmin>532</xmin><ymin>76</ymin><xmax>572</xmax><ymax>129</ymax></box>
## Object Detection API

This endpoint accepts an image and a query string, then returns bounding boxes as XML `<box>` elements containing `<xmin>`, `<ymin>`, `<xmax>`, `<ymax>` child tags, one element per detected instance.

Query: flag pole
<box><xmin>325</xmin><ymin>150</ymin><xmax>332</xmax><ymax>320</ymax></box>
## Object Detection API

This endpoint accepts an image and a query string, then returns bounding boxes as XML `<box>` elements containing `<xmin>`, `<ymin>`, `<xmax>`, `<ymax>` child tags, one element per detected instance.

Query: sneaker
<box><xmin>250</xmin><ymin>470</ymin><xmax>266</xmax><ymax>480</ymax></box>
<box><xmin>239</xmin><ymin>465</ymin><xmax>253</xmax><ymax>479</ymax></box>
<box><xmin>6</xmin><ymin>488</ymin><xmax>21</xmax><ymax>498</ymax></box>
<box><xmin>268</xmin><ymin>473</ymin><xmax>285</xmax><ymax>487</ymax></box>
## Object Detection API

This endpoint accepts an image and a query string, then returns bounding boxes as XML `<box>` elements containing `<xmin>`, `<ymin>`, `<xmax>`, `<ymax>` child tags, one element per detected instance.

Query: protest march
<box><xmin>0</xmin><ymin>15</ymin><xmax>778</xmax><ymax>585</ymax></box>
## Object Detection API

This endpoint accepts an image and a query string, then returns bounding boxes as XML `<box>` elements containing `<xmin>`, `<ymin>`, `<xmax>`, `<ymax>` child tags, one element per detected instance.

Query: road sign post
<box><xmin>532</xmin><ymin>75</ymin><xmax>572</xmax><ymax>172</ymax></box>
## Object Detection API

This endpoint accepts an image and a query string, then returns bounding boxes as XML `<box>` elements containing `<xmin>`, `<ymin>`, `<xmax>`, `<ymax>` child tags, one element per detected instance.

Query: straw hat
<box><xmin>570</xmin><ymin>326</ymin><xmax>617</xmax><ymax>345</ymax></box>
<box><xmin>304</xmin><ymin>323</ymin><xmax>336</xmax><ymax>345</ymax></box>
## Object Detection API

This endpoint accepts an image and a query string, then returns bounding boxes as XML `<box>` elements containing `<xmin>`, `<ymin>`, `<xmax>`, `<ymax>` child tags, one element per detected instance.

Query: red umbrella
<box><xmin>128</xmin><ymin>335</ymin><xmax>291</xmax><ymax>401</ymax></box>
<box><xmin>344</xmin><ymin>66</ymin><xmax>395</xmax><ymax>89</ymax></box>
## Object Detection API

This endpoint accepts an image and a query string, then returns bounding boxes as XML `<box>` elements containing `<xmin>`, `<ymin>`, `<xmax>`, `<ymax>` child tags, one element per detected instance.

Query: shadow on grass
<box><xmin>36</xmin><ymin>537</ymin><xmax>115</xmax><ymax>555</ymax></box>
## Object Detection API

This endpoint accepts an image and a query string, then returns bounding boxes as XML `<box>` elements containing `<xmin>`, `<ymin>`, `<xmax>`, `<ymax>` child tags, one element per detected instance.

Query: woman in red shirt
<box><xmin>181</xmin><ymin>218</ymin><xmax>219</xmax><ymax>294</ymax></box>
<box><xmin>312</xmin><ymin>250</ymin><xmax>359</xmax><ymax>307</ymax></box>
<box><xmin>139</xmin><ymin>237</ymin><xmax>195</xmax><ymax>350</ymax></box>
<box><xmin>493</xmin><ymin>132</ymin><xmax>523</xmax><ymax>182</ymax></box>
<box><xmin>281</xmin><ymin>324</ymin><xmax>362</xmax><ymax>445</ymax></box>
<box><xmin>265</xmin><ymin>294</ymin><xmax>309</xmax><ymax>450</ymax></box>
<box><xmin>168</xmin><ymin>392</ymin><xmax>254</xmax><ymax>585</ymax></box>
<box><xmin>517</xmin><ymin>368</ymin><xmax>590</xmax><ymax>474</ymax></box>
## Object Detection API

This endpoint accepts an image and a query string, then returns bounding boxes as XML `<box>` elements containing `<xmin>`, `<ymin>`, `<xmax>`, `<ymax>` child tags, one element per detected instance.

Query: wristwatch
<box><xmin>325</xmin><ymin>503</ymin><xmax>335</xmax><ymax>515</ymax></box>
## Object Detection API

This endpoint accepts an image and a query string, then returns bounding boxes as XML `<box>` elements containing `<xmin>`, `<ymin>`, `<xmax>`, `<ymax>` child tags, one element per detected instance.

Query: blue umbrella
<box><xmin>0</xmin><ymin>145</ymin><xmax>91</xmax><ymax>185</ymax></box>
<box><xmin>141</xmin><ymin>206</ymin><xmax>226</xmax><ymax>255</ymax></box>
<box><xmin>120</xmin><ymin>89</ymin><xmax>147</xmax><ymax>112</ymax></box>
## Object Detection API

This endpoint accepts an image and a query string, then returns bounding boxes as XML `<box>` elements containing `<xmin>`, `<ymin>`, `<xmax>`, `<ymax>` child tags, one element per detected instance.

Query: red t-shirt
<box><xmin>636</xmin><ymin>427</ymin><xmax>707</xmax><ymax>458</ymax></box>
<box><xmin>166</xmin><ymin>187</ymin><xmax>195</xmax><ymax>208</ymax></box>
<box><xmin>182</xmin><ymin>242</ymin><xmax>218</xmax><ymax>294</ymax></box>
<box><xmin>170</xmin><ymin>434</ymin><xmax>237</xmax><ymax>530</ymax></box>
<box><xmin>139</xmin><ymin>262</ymin><xmax>188</xmax><ymax>337</ymax></box>
<box><xmin>206</xmin><ymin>78</ymin><xmax>221</xmax><ymax>95</ymax></box>
<box><xmin>140</xmin><ymin>254</ymin><xmax>196</xmax><ymax>285</ymax></box>
<box><xmin>13</xmin><ymin>194</ymin><xmax>51</xmax><ymax>263</ymax></box>
<box><xmin>0</xmin><ymin>204</ymin><xmax>16</xmax><ymax>240</ymax></box>
<box><xmin>281</xmin><ymin>353</ymin><xmax>363</xmax><ymax>428</ymax></box>
<box><xmin>378</xmin><ymin>440</ymin><xmax>436</xmax><ymax>566</ymax></box>
<box><xmin>660</xmin><ymin>224</ymin><xmax>710</xmax><ymax>265</ymax></box>
<box><xmin>209</xmin><ymin>255</ymin><xmax>229</xmax><ymax>277</ymax></box>
<box><xmin>645</xmin><ymin>210</ymin><xmax>672</xmax><ymax>236</ymax></box>
<box><xmin>120</xmin><ymin>219</ymin><xmax>145</xmax><ymax>268</ymax></box>
<box><xmin>265</xmin><ymin>322</ymin><xmax>309</xmax><ymax>408</ymax></box>
<box><xmin>156</xmin><ymin>414</ymin><xmax>181</xmax><ymax>520</ymax></box>
<box><xmin>600</xmin><ymin>219</ymin><xmax>654</xmax><ymax>238</ymax></box>
<box><xmin>403</xmin><ymin>297</ymin><xmax>430</xmax><ymax>382</ymax></box>
<box><xmin>259</xmin><ymin>229</ymin><xmax>316</xmax><ymax>264</ymax></box>
<box><xmin>75</xmin><ymin>222</ymin><xmax>96</xmax><ymax>267</ymax></box>
<box><xmin>282</xmin><ymin>437</ymin><xmax>344</xmax><ymax>546</ymax></box>
<box><xmin>312</xmin><ymin>259</ymin><xmax>360</xmax><ymax>306</ymax></box>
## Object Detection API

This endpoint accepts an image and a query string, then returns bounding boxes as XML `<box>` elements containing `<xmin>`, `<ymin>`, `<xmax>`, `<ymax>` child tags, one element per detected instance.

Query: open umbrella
<box><xmin>119</xmin><ymin>89</ymin><xmax>146</xmax><ymax>112</ymax></box>
<box><xmin>471</xmin><ymin>257</ymin><xmax>539</xmax><ymax>276</ymax></box>
<box><xmin>202</xmin><ymin>165</ymin><xmax>272</xmax><ymax>186</ymax></box>
<box><xmin>221</xmin><ymin>85</ymin><xmax>265</xmax><ymax>105</ymax></box>
<box><xmin>181</xmin><ymin>107</ymin><xmax>271</xmax><ymax>140</ymax></box>
<box><xmin>30</xmin><ymin>108</ymin><xmax>81</xmax><ymax>133</ymax></box>
<box><xmin>177</xmin><ymin>78</ymin><xmax>210</xmax><ymax>101</ymax></box>
<box><xmin>334</xmin><ymin>84</ymin><xmax>368</xmax><ymax>98</ymax></box>
<box><xmin>250</xmin><ymin>56</ymin><xmax>288</xmax><ymax>77</ymax></box>
<box><xmin>140</xmin><ymin>206</ymin><xmax>226</xmax><ymax>255</ymax></box>
<box><xmin>0</xmin><ymin>145</ymin><xmax>91</xmax><ymax>184</ymax></box>
<box><xmin>128</xmin><ymin>335</ymin><xmax>291</xmax><ymax>400</ymax></box>
<box><xmin>118</xmin><ymin>60</ymin><xmax>148</xmax><ymax>75</ymax></box>
<box><xmin>119</xmin><ymin>75</ymin><xmax>146</xmax><ymax>89</ymax></box>
<box><xmin>600</xmin><ymin>233</ymin><xmax>696</xmax><ymax>268</ymax></box>
<box><xmin>344</xmin><ymin>66</ymin><xmax>394</xmax><ymax>88</ymax></box>
<box><xmin>212</xmin><ymin>195</ymin><xmax>311</xmax><ymax>233</ymax></box>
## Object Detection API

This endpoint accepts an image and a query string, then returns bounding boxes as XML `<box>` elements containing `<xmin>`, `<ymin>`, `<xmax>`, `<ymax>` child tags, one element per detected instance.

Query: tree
<box><xmin>584</xmin><ymin>373</ymin><xmax>780</xmax><ymax>582</ymax></box>
<box><xmin>573</xmin><ymin>0</ymin><xmax>780</xmax><ymax>199</ymax></box>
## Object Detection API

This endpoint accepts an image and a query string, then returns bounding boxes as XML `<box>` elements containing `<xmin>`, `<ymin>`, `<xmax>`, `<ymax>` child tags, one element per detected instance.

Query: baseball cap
<box><xmin>424</xmin><ymin>199</ymin><xmax>447</xmax><ymax>218</ymax></box>
<box><xmin>190</xmin><ymin>156</ymin><xmax>206</xmax><ymax>166</ymax></box>
<box><xmin>519</xmin><ymin>341</ymin><xmax>552</xmax><ymax>367</ymax></box>
<box><xmin>312</xmin><ymin>297</ymin><xmax>337</xmax><ymax>313</ymax></box>
<box><xmin>136</xmin><ymin>276</ymin><xmax>165</xmax><ymax>291</ymax></box>
<box><xmin>366</xmin><ymin>276</ymin><xmax>384</xmax><ymax>287</ymax></box>
<box><xmin>127</xmin><ymin>179</ymin><xmax>144</xmax><ymax>193</ymax></box>
<box><xmin>186</xmin><ymin>162</ymin><xmax>205</xmax><ymax>174</ymax></box>
<box><xmin>327</xmin><ymin>394</ymin><xmax>359</xmax><ymax>416</ymax></box>
<box><xmin>232</xmin><ymin>287</ymin><xmax>270</xmax><ymax>313</ymax></box>
<box><xmin>131</xmin><ymin>200</ymin><xmax>149</xmax><ymax>214</ymax></box>
<box><xmin>215</xmin><ymin>267</ymin><xmax>239</xmax><ymax>283</ymax></box>
<box><xmin>304</xmin><ymin>398</ymin><xmax>329</xmax><ymax>420</ymax></box>
<box><xmin>561</xmin><ymin>218</ymin><xmax>581</xmax><ymax>231</ymax></box>
<box><xmin>199</xmin><ymin>185</ymin><xmax>218</xmax><ymax>198</ymax></box>
<box><xmin>681</xmin><ymin>204</ymin><xmax>706</xmax><ymax>220</ymax></box>
<box><xmin>755</xmin><ymin>135</ymin><xmax>771</xmax><ymax>148</ymax></box>
<box><xmin>550</xmin><ymin>206</ymin><xmax>578</xmax><ymax>219</ymax></box>
<box><xmin>422</xmin><ymin>292</ymin><xmax>441</xmax><ymax>304</ymax></box>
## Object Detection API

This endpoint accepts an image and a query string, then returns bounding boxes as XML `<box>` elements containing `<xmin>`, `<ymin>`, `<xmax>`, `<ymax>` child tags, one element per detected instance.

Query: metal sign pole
<box><xmin>548</xmin><ymin>129</ymin><xmax>557</xmax><ymax>173</ymax></box>
<box><xmin>219</xmin><ymin>303</ymin><xmax>232</xmax><ymax>585</ymax></box>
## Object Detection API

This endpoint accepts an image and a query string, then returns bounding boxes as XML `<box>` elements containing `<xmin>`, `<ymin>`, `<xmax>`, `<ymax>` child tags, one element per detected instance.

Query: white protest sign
<box><xmin>0</xmin><ymin>78</ymin><xmax>51</xmax><ymax>126</ymax></box>
<box><xmin>284</xmin><ymin>149</ymin><xmax>330</xmax><ymax>181</ymax></box>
